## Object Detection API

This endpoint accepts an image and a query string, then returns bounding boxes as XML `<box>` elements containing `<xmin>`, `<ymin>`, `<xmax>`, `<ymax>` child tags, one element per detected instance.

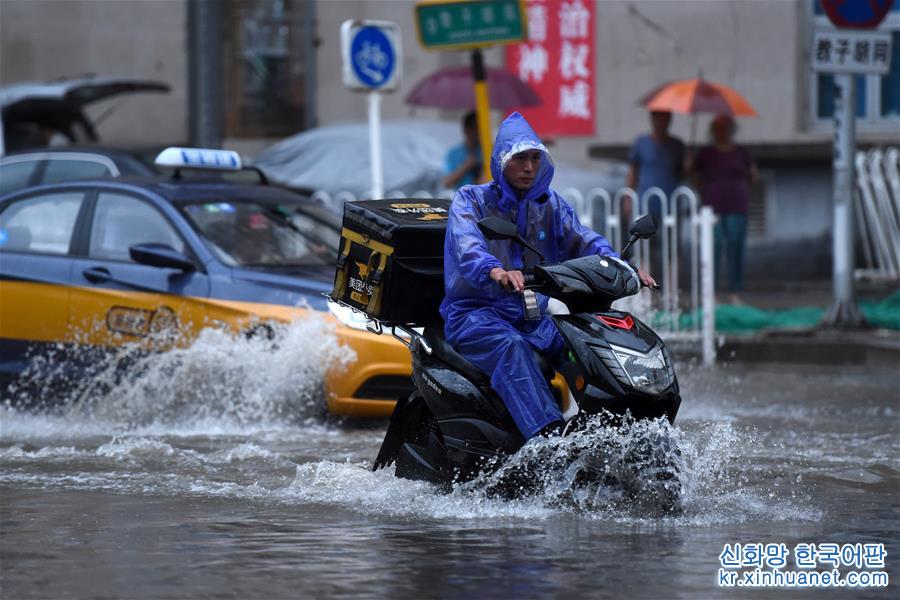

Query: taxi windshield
<box><xmin>183</xmin><ymin>200</ymin><xmax>339</xmax><ymax>268</ymax></box>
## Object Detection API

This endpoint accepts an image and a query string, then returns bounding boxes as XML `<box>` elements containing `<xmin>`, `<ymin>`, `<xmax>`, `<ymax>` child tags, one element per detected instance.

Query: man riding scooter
<box><xmin>440</xmin><ymin>112</ymin><xmax>657</xmax><ymax>441</ymax></box>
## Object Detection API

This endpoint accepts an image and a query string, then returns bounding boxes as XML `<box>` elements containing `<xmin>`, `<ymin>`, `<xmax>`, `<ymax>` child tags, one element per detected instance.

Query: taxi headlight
<box><xmin>327</xmin><ymin>301</ymin><xmax>371</xmax><ymax>331</ymax></box>
<box><xmin>609</xmin><ymin>343</ymin><xmax>672</xmax><ymax>395</ymax></box>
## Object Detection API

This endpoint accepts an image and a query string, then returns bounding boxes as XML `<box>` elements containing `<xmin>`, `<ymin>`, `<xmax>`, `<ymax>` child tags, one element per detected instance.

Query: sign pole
<box><xmin>415</xmin><ymin>0</ymin><xmax>529</xmax><ymax>182</ymax></box>
<box><xmin>341</xmin><ymin>20</ymin><xmax>400</xmax><ymax>200</ymax></box>
<box><xmin>823</xmin><ymin>73</ymin><xmax>865</xmax><ymax>327</ymax></box>
<box><xmin>815</xmin><ymin>0</ymin><xmax>893</xmax><ymax>327</ymax></box>
<box><xmin>471</xmin><ymin>49</ymin><xmax>493</xmax><ymax>183</ymax></box>
<box><xmin>368</xmin><ymin>91</ymin><xmax>384</xmax><ymax>198</ymax></box>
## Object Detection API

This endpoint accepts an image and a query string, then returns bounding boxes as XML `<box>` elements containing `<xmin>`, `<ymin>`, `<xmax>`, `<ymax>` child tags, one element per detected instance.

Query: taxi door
<box><xmin>67</xmin><ymin>190</ymin><xmax>211</xmax><ymax>349</ymax></box>
<box><xmin>0</xmin><ymin>189</ymin><xmax>87</xmax><ymax>383</ymax></box>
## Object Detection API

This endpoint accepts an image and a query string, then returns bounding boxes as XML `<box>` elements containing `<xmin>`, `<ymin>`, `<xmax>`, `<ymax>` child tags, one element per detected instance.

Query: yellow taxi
<box><xmin>0</xmin><ymin>148</ymin><xmax>410</xmax><ymax>416</ymax></box>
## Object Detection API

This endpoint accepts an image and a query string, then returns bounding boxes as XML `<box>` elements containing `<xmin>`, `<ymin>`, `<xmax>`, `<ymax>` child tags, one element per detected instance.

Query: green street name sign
<box><xmin>415</xmin><ymin>0</ymin><xmax>526</xmax><ymax>50</ymax></box>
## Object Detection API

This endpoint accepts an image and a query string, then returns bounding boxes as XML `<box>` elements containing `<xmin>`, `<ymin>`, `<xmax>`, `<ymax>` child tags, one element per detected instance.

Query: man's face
<box><xmin>650</xmin><ymin>111</ymin><xmax>672</xmax><ymax>135</ymax></box>
<box><xmin>464</xmin><ymin>123</ymin><xmax>479</xmax><ymax>147</ymax></box>
<box><xmin>503</xmin><ymin>150</ymin><xmax>542</xmax><ymax>192</ymax></box>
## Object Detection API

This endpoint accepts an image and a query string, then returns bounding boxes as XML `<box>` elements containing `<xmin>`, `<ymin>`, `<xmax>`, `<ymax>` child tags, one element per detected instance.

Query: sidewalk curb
<box><xmin>718</xmin><ymin>330</ymin><xmax>900</xmax><ymax>365</ymax></box>
<box><xmin>667</xmin><ymin>329</ymin><xmax>900</xmax><ymax>365</ymax></box>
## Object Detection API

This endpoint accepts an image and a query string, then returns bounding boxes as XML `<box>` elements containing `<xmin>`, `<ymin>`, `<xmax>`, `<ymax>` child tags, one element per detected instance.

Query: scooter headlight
<box><xmin>609</xmin><ymin>343</ymin><xmax>672</xmax><ymax>395</ymax></box>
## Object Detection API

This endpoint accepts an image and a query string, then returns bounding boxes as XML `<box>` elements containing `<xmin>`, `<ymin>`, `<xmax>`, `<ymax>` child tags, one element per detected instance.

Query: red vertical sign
<box><xmin>505</xmin><ymin>0</ymin><xmax>595</xmax><ymax>137</ymax></box>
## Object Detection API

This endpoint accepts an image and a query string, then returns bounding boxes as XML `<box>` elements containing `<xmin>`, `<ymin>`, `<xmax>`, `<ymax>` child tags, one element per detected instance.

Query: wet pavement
<box><xmin>1</xmin><ymin>322</ymin><xmax>898</xmax><ymax>599</ymax></box>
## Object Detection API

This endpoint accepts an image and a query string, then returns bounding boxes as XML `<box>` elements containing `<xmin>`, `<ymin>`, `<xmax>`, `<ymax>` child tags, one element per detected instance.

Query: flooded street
<box><xmin>1</xmin><ymin>325</ymin><xmax>898</xmax><ymax>599</ymax></box>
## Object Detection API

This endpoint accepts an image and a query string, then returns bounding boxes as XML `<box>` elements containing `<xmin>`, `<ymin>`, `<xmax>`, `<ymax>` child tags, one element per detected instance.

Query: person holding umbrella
<box><xmin>407</xmin><ymin>65</ymin><xmax>542</xmax><ymax>190</ymax></box>
<box><xmin>637</xmin><ymin>75</ymin><xmax>759</xmax><ymax>302</ymax></box>
<box><xmin>689</xmin><ymin>114</ymin><xmax>758</xmax><ymax>305</ymax></box>
<box><xmin>626</xmin><ymin>110</ymin><xmax>687</xmax><ymax>208</ymax></box>
<box><xmin>625</xmin><ymin>110</ymin><xmax>686</xmax><ymax>276</ymax></box>
<box><xmin>442</xmin><ymin>111</ymin><xmax>483</xmax><ymax>190</ymax></box>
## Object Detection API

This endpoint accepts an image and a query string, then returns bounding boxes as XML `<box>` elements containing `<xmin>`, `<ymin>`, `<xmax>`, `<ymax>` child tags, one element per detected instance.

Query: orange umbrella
<box><xmin>639</xmin><ymin>77</ymin><xmax>757</xmax><ymax>117</ymax></box>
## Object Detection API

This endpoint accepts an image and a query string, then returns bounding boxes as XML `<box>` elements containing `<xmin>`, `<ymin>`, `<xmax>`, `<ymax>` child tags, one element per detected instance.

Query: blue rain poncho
<box><xmin>439</xmin><ymin>112</ymin><xmax>618</xmax><ymax>438</ymax></box>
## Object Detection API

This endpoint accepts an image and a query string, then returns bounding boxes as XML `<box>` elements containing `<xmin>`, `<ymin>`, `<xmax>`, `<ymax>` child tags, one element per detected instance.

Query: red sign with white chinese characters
<box><xmin>504</xmin><ymin>0</ymin><xmax>595</xmax><ymax>137</ymax></box>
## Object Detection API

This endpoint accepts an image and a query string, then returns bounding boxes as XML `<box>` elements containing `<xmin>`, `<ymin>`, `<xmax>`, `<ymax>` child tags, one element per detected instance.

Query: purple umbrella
<box><xmin>405</xmin><ymin>66</ymin><xmax>542</xmax><ymax>110</ymax></box>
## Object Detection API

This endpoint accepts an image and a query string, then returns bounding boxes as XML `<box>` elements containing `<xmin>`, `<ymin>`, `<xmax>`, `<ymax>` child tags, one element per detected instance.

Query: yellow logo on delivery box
<box><xmin>388</xmin><ymin>202</ymin><xmax>448</xmax><ymax>219</ymax></box>
<box><xmin>350</xmin><ymin>261</ymin><xmax>373</xmax><ymax>303</ymax></box>
<box><xmin>390</xmin><ymin>203</ymin><xmax>430</xmax><ymax>209</ymax></box>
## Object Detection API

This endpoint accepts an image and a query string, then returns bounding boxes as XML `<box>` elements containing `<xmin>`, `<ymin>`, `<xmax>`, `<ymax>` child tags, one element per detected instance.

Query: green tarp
<box><xmin>666</xmin><ymin>290</ymin><xmax>900</xmax><ymax>334</ymax></box>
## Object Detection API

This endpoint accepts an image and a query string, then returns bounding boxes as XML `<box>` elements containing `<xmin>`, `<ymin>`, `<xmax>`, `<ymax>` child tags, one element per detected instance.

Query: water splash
<box><xmin>459</xmin><ymin>416</ymin><xmax>684</xmax><ymax>517</ymax></box>
<box><xmin>1</xmin><ymin>316</ymin><xmax>355</xmax><ymax>438</ymax></box>
<box><xmin>279</xmin><ymin>418</ymin><xmax>818</xmax><ymax>525</ymax></box>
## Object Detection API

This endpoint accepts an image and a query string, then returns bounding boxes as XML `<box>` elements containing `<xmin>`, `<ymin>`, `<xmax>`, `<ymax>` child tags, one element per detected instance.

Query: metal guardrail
<box><xmin>855</xmin><ymin>147</ymin><xmax>900</xmax><ymax>282</ymax></box>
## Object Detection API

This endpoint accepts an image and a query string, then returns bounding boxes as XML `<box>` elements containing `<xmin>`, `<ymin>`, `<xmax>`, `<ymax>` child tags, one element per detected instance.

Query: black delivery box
<box><xmin>332</xmin><ymin>199</ymin><xmax>448</xmax><ymax>325</ymax></box>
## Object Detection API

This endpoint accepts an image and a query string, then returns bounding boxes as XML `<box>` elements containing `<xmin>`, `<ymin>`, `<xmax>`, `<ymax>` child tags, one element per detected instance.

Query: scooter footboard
<box><xmin>431</xmin><ymin>417</ymin><xmax>525</xmax><ymax>483</ymax></box>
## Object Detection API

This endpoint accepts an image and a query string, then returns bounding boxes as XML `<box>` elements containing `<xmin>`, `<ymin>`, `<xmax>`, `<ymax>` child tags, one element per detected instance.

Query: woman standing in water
<box><xmin>690</xmin><ymin>114</ymin><xmax>758</xmax><ymax>305</ymax></box>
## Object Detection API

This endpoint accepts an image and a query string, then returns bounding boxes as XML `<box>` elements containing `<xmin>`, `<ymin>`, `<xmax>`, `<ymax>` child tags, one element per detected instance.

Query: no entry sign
<box><xmin>821</xmin><ymin>0</ymin><xmax>894</xmax><ymax>29</ymax></box>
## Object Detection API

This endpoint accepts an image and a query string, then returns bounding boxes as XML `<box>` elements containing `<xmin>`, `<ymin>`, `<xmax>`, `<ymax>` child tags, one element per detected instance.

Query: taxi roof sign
<box><xmin>154</xmin><ymin>147</ymin><xmax>243</xmax><ymax>171</ymax></box>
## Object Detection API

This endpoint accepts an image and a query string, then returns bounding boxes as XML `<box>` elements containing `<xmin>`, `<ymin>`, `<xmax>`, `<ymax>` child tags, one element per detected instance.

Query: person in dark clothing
<box><xmin>689</xmin><ymin>114</ymin><xmax>758</xmax><ymax>305</ymax></box>
<box><xmin>441</xmin><ymin>112</ymin><xmax>655</xmax><ymax>439</ymax></box>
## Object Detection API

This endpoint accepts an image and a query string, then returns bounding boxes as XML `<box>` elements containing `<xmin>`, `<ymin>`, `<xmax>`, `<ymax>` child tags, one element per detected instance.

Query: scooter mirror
<box><xmin>628</xmin><ymin>214</ymin><xmax>658</xmax><ymax>239</ymax></box>
<box><xmin>478</xmin><ymin>217</ymin><xmax>519</xmax><ymax>240</ymax></box>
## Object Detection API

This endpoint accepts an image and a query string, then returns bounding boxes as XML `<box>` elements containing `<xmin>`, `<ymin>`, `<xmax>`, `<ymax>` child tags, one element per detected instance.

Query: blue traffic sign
<box><xmin>350</xmin><ymin>26</ymin><xmax>396</xmax><ymax>89</ymax></box>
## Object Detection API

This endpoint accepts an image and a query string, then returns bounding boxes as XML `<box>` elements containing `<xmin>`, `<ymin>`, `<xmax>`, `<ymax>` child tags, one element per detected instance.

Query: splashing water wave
<box><xmin>1</xmin><ymin>316</ymin><xmax>355</xmax><ymax>438</ymax></box>
<box><xmin>279</xmin><ymin>419</ymin><xmax>818</xmax><ymax>525</ymax></box>
<box><xmin>0</xmin><ymin>320</ymin><xmax>821</xmax><ymax>525</ymax></box>
<box><xmin>0</xmin><ymin>418</ymin><xmax>818</xmax><ymax>525</ymax></box>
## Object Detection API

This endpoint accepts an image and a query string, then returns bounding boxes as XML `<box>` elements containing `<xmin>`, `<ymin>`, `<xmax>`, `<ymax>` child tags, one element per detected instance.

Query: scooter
<box><xmin>370</xmin><ymin>214</ymin><xmax>682</xmax><ymax>498</ymax></box>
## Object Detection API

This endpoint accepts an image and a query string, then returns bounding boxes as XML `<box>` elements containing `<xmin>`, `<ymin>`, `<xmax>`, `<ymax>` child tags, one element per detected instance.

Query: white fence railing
<box><xmin>315</xmin><ymin>185</ymin><xmax>717</xmax><ymax>364</ymax></box>
<box><xmin>855</xmin><ymin>147</ymin><xmax>900</xmax><ymax>282</ymax></box>
<box><xmin>561</xmin><ymin>185</ymin><xmax>714</xmax><ymax>357</ymax></box>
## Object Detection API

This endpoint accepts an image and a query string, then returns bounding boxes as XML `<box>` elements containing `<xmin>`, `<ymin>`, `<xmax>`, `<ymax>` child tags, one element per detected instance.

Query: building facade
<box><xmin>2</xmin><ymin>0</ymin><xmax>898</xmax><ymax>277</ymax></box>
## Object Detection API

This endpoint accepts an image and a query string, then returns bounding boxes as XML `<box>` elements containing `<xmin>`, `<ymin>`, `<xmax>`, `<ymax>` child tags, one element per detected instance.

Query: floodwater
<box><xmin>1</xmin><ymin>319</ymin><xmax>898</xmax><ymax>599</ymax></box>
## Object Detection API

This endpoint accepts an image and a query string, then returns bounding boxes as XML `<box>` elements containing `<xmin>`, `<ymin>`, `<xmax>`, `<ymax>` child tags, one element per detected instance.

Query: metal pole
<box><xmin>368</xmin><ymin>91</ymin><xmax>384</xmax><ymax>198</ymax></box>
<box><xmin>699</xmin><ymin>206</ymin><xmax>716</xmax><ymax>366</ymax></box>
<box><xmin>471</xmin><ymin>49</ymin><xmax>492</xmax><ymax>183</ymax></box>
<box><xmin>188</xmin><ymin>0</ymin><xmax>223</xmax><ymax>148</ymax></box>
<box><xmin>823</xmin><ymin>74</ymin><xmax>865</xmax><ymax>327</ymax></box>
<box><xmin>303</xmin><ymin>0</ymin><xmax>318</xmax><ymax>130</ymax></box>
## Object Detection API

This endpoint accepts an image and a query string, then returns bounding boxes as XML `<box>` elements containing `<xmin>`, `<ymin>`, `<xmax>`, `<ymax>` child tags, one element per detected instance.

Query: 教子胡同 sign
<box><xmin>811</xmin><ymin>29</ymin><xmax>893</xmax><ymax>74</ymax></box>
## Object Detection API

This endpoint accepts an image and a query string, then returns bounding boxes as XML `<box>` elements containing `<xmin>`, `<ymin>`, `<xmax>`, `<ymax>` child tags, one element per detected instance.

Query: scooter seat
<box><xmin>422</xmin><ymin>323</ymin><xmax>556</xmax><ymax>387</ymax></box>
<box><xmin>423</xmin><ymin>324</ymin><xmax>491</xmax><ymax>387</ymax></box>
